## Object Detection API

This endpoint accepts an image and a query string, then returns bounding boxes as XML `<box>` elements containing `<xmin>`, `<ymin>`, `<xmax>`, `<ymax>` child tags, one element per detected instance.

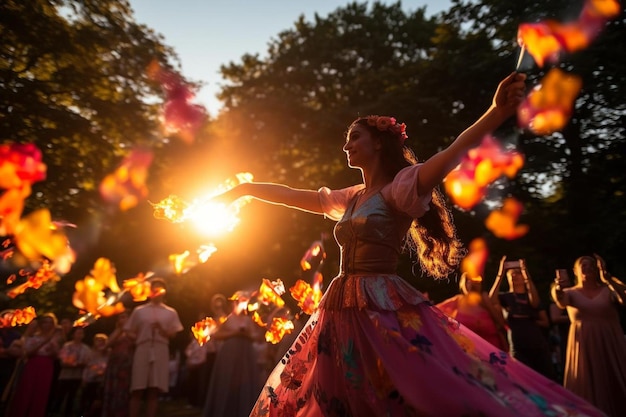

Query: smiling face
<box><xmin>343</xmin><ymin>124</ymin><xmax>381</xmax><ymax>170</ymax></box>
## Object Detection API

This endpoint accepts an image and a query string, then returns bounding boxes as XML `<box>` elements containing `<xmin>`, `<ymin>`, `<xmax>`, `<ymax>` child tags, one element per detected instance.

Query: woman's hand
<box><xmin>492</xmin><ymin>72</ymin><xmax>527</xmax><ymax>118</ymax></box>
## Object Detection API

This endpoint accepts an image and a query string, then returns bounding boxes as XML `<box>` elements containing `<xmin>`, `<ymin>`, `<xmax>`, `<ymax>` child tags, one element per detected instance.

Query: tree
<box><xmin>1</xmin><ymin>0</ymin><xmax>206</xmax><ymax>316</ymax></box>
<box><xmin>0</xmin><ymin>0</ymin><xmax>191</xmax><ymax>219</ymax></box>
<box><xmin>441</xmin><ymin>0</ymin><xmax>626</xmax><ymax>281</ymax></box>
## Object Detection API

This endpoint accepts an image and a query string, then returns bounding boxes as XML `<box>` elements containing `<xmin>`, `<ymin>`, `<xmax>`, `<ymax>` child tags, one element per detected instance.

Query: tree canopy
<box><xmin>1</xmin><ymin>0</ymin><xmax>625</xmax><ymax>325</ymax></box>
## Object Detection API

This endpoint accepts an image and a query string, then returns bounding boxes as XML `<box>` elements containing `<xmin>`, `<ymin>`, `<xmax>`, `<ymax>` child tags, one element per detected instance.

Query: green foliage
<box><xmin>0</xmin><ymin>0</ymin><xmax>183</xmax><ymax>218</ymax></box>
<box><xmin>2</xmin><ymin>0</ymin><xmax>625</xmax><ymax>322</ymax></box>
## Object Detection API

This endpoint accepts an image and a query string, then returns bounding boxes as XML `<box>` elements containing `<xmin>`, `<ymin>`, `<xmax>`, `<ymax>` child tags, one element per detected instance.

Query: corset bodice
<box><xmin>334</xmin><ymin>191</ymin><xmax>410</xmax><ymax>274</ymax></box>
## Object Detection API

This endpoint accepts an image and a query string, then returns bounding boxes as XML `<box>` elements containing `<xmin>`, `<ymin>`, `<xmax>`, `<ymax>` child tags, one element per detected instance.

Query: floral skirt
<box><xmin>250</xmin><ymin>274</ymin><xmax>605</xmax><ymax>417</ymax></box>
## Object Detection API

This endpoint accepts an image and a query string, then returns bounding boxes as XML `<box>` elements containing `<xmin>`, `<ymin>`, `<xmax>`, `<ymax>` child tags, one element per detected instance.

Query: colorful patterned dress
<box><xmin>250</xmin><ymin>165</ymin><xmax>605</xmax><ymax>417</ymax></box>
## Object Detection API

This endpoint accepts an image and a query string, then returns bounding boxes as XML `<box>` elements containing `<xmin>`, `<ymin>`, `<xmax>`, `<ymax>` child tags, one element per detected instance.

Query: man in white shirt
<box><xmin>125</xmin><ymin>278</ymin><xmax>183</xmax><ymax>417</ymax></box>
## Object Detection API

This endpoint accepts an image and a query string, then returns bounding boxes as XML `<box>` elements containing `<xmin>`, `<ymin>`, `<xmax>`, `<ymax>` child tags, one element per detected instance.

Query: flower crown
<box><xmin>366</xmin><ymin>115</ymin><xmax>408</xmax><ymax>141</ymax></box>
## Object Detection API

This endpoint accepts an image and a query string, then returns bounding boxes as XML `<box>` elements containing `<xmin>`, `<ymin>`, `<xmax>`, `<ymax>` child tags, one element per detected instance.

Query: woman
<box><xmin>552</xmin><ymin>255</ymin><xmax>626</xmax><ymax>417</ymax></box>
<box><xmin>102</xmin><ymin>310</ymin><xmax>134</xmax><ymax>417</ymax></box>
<box><xmin>215</xmin><ymin>72</ymin><xmax>603</xmax><ymax>416</ymax></box>
<box><xmin>6</xmin><ymin>313</ymin><xmax>64</xmax><ymax>417</ymax></box>
<box><xmin>202</xmin><ymin>291</ymin><xmax>261</xmax><ymax>417</ymax></box>
<box><xmin>50</xmin><ymin>326</ymin><xmax>91</xmax><ymax>416</ymax></box>
<box><xmin>437</xmin><ymin>273</ymin><xmax>508</xmax><ymax>351</ymax></box>
<box><xmin>489</xmin><ymin>256</ymin><xmax>556</xmax><ymax>380</ymax></box>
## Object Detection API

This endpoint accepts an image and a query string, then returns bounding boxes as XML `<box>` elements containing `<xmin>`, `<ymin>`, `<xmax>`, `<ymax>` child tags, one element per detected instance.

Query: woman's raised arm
<box><xmin>417</xmin><ymin>72</ymin><xmax>526</xmax><ymax>196</ymax></box>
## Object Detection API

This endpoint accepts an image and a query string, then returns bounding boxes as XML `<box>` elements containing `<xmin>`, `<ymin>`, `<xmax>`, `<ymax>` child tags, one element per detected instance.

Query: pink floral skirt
<box><xmin>250</xmin><ymin>274</ymin><xmax>605</xmax><ymax>417</ymax></box>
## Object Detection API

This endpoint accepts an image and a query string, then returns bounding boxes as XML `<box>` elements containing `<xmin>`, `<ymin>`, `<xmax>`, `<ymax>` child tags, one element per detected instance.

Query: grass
<box><xmin>155</xmin><ymin>398</ymin><xmax>202</xmax><ymax>417</ymax></box>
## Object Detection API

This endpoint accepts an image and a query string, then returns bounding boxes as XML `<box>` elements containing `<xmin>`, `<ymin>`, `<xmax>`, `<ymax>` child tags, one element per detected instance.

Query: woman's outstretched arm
<box><xmin>417</xmin><ymin>72</ymin><xmax>526</xmax><ymax>195</ymax></box>
<box><xmin>221</xmin><ymin>182</ymin><xmax>324</xmax><ymax>214</ymax></box>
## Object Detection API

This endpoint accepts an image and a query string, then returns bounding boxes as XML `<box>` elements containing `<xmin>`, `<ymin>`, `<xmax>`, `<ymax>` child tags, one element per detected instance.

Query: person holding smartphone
<box><xmin>551</xmin><ymin>254</ymin><xmax>626</xmax><ymax>417</ymax></box>
<box><xmin>489</xmin><ymin>256</ymin><xmax>556</xmax><ymax>381</ymax></box>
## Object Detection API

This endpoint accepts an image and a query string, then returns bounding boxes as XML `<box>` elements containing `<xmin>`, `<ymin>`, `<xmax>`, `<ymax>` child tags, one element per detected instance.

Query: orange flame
<box><xmin>152</xmin><ymin>195</ymin><xmax>189</xmax><ymax>223</ymax></box>
<box><xmin>444</xmin><ymin>136</ymin><xmax>524</xmax><ymax>210</ymax></box>
<box><xmin>258</xmin><ymin>279</ymin><xmax>286</xmax><ymax>308</ymax></box>
<box><xmin>265</xmin><ymin>316</ymin><xmax>295</xmax><ymax>344</ymax></box>
<box><xmin>485</xmin><ymin>198</ymin><xmax>530</xmax><ymax>240</ymax></box>
<box><xmin>122</xmin><ymin>273</ymin><xmax>153</xmax><ymax>302</ymax></box>
<box><xmin>518</xmin><ymin>68</ymin><xmax>582</xmax><ymax>135</ymax></box>
<box><xmin>152</xmin><ymin>173</ymin><xmax>254</xmax><ymax>237</ymax></box>
<box><xmin>191</xmin><ymin>317</ymin><xmax>217</xmax><ymax>346</ymax></box>
<box><xmin>13</xmin><ymin>209</ymin><xmax>73</xmax><ymax>264</ymax></box>
<box><xmin>0</xmin><ymin>306</ymin><xmax>37</xmax><ymax>328</ymax></box>
<box><xmin>289</xmin><ymin>274</ymin><xmax>323</xmax><ymax>316</ymax></box>
<box><xmin>100</xmin><ymin>148</ymin><xmax>153</xmax><ymax>211</ymax></box>
<box><xmin>461</xmin><ymin>238</ymin><xmax>489</xmax><ymax>281</ymax></box>
<box><xmin>517</xmin><ymin>0</ymin><xmax>621</xmax><ymax>67</ymax></box>
<box><xmin>6</xmin><ymin>261</ymin><xmax>60</xmax><ymax>298</ymax></box>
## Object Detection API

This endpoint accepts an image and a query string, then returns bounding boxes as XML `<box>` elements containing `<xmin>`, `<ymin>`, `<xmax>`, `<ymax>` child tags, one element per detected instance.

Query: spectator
<box><xmin>437</xmin><ymin>272</ymin><xmax>508</xmax><ymax>351</ymax></box>
<box><xmin>102</xmin><ymin>309</ymin><xmax>134</xmax><ymax>417</ymax></box>
<box><xmin>489</xmin><ymin>257</ymin><xmax>556</xmax><ymax>381</ymax></box>
<box><xmin>184</xmin><ymin>333</ymin><xmax>208</xmax><ymax>408</ymax></box>
<box><xmin>79</xmin><ymin>333</ymin><xmax>109</xmax><ymax>417</ymax></box>
<box><xmin>552</xmin><ymin>254</ymin><xmax>626</xmax><ymax>417</ymax></box>
<box><xmin>202</xmin><ymin>291</ymin><xmax>261</xmax><ymax>417</ymax></box>
<box><xmin>125</xmin><ymin>278</ymin><xmax>183</xmax><ymax>417</ymax></box>
<box><xmin>50</xmin><ymin>326</ymin><xmax>91</xmax><ymax>416</ymax></box>
<box><xmin>5</xmin><ymin>313</ymin><xmax>64</xmax><ymax>417</ymax></box>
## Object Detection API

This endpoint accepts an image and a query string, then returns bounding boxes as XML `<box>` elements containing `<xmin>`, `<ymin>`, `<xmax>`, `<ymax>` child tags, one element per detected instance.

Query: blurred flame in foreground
<box><xmin>444</xmin><ymin>136</ymin><xmax>524</xmax><ymax>210</ymax></box>
<box><xmin>518</xmin><ymin>68</ymin><xmax>582</xmax><ymax>135</ymax></box>
<box><xmin>485</xmin><ymin>198</ymin><xmax>529</xmax><ymax>240</ymax></box>
<box><xmin>517</xmin><ymin>0</ymin><xmax>621</xmax><ymax>67</ymax></box>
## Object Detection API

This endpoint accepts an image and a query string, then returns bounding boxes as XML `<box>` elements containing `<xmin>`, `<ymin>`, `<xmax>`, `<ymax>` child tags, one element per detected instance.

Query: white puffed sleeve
<box><xmin>317</xmin><ymin>184</ymin><xmax>364</xmax><ymax>221</ymax></box>
<box><xmin>389</xmin><ymin>164</ymin><xmax>432</xmax><ymax>218</ymax></box>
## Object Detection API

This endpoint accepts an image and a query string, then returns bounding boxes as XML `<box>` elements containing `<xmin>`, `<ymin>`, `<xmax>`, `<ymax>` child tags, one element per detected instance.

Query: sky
<box><xmin>129</xmin><ymin>0</ymin><xmax>452</xmax><ymax>116</ymax></box>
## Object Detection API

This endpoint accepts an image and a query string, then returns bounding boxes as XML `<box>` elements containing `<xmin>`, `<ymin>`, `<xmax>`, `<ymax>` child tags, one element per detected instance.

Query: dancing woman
<box><xmin>215</xmin><ymin>72</ymin><xmax>603</xmax><ymax>416</ymax></box>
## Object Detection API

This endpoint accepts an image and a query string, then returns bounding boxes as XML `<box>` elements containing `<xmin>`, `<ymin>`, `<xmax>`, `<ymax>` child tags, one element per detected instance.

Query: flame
<box><xmin>90</xmin><ymin>257</ymin><xmax>121</xmax><ymax>293</ymax></box>
<box><xmin>122</xmin><ymin>272</ymin><xmax>154</xmax><ymax>302</ymax></box>
<box><xmin>257</xmin><ymin>279</ymin><xmax>286</xmax><ymax>308</ymax></box>
<box><xmin>517</xmin><ymin>0</ymin><xmax>620</xmax><ymax>68</ymax></box>
<box><xmin>170</xmin><ymin>251</ymin><xmax>191</xmax><ymax>275</ymax></box>
<box><xmin>152</xmin><ymin>195</ymin><xmax>189</xmax><ymax>223</ymax></box>
<box><xmin>518</xmin><ymin>68</ymin><xmax>582</xmax><ymax>135</ymax></box>
<box><xmin>12</xmin><ymin>209</ymin><xmax>72</xmax><ymax>263</ymax></box>
<box><xmin>72</xmin><ymin>258</ymin><xmax>125</xmax><ymax>320</ymax></box>
<box><xmin>300</xmin><ymin>240</ymin><xmax>326</xmax><ymax>271</ymax></box>
<box><xmin>151</xmin><ymin>173</ymin><xmax>254</xmax><ymax>237</ymax></box>
<box><xmin>0</xmin><ymin>306</ymin><xmax>37</xmax><ymax>328</ymax></box>
<box><xmin>485</xmin><ymin>198</ymin><xmax>530</xmax><ymax>240</ymax></box>
<box><xmin>265</xmin><ymin>316</ymin><xmax>295</xmax><ymax>344</ymax></box>
<box><xmin>0</xmin><ymin>185</ymin><xmax>30</xmax><ymax>236</ymax></box>
<box><xmin>197</xmin><ymin>244</ymin><xmax>217</xmax><ymax>263</ymax></box>
<box><xmin>191</xmin><ymin>317</ymin><xmax>218</xmax><ymax>346</ymax></box>
<box><xmin>289</xmin><ymin>273</ymin><xmax>323</xmax><ymax>316</ymax></box>
<box><xmin>444</xmin><ymin>136</ymin><xmax>524</xmax><ymax>210</ymax></box>
<box><xmin>99</xmin><ymin>148</ymin><xmax>153</xmax><ymax>211</ymax></box>
<box><xmin>461</xmin><ymin>238</ymin><xmax>489</xmax><ymax>280</ymax></box>
<box><xmin>6</xmin><ymin>261</ymin><xmax>60</xmax><ymax>298</ymax></box>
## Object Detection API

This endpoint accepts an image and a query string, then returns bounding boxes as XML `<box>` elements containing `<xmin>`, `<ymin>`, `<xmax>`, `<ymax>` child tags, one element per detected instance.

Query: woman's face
<box><xmin>507</xmin><ymin>268</ymin><xmax>526</xmax><ymax>291</ymax></box>
<box><xmin>38</xmin><ymin>317</ymin><xmax>55</xmax><ymax>332</ymax></box>
<box><xmin>343</xmin><ymin>124</ymin><xmax>380</xmax><ymax>169</ymax></box>
<box><xmin>575</xmin><ymin>257</ymin><xmax>598</xmax><ymax>283</ymax></box>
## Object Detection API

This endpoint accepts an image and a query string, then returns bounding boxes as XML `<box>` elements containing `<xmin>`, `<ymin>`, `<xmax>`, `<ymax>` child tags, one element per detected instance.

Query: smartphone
<box><xmin>556</xmin><ymin>269</ymin><xmax>570</xmax><ymax>285</ymax></box>
<box><xmin>556</xmin><ymin>269</ymin><xmax>568</xmax><ymax>279</ymax></box>
<box><xmin>503</xmin><ymin>260</ymin><xmax>521</xmax><ymax>269</ymax></box>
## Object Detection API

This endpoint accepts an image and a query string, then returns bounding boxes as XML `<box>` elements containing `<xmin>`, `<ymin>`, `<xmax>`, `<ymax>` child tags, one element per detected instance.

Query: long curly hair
<box><xmin>350</xmin><ymin>117</ymin><xmax>464</xmax><ymax>279</ymax></box>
